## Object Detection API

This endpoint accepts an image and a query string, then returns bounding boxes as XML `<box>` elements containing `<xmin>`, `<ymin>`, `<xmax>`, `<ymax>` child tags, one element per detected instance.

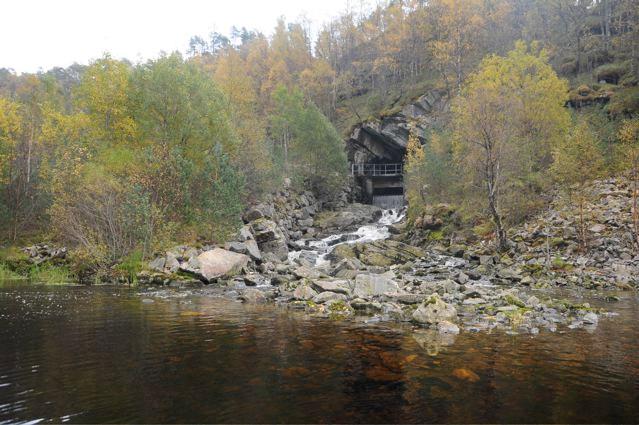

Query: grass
<box><xmin>116</xmin><ymin>250</ymin><xmax>145</xmax><ymax>284</ymax></box>
<box><xmin>0</xmin><ymin>263</ymin><xmax>25</xmax><ymax>280</ymax></box>
<box><xmin>29</xmin><ymin>264</ymin><xmax>74</xmax><ymax>285</ymax></box>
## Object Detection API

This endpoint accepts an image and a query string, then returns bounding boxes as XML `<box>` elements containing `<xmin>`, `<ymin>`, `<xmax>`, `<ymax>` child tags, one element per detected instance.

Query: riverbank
<box><xmin>2</xmin><ymin>280</ymin><xmax>638</xmax><ymax>423</ymax></box>
<box><xmin>134</xmin><ymin>177</ymin><xmax>637</xmax><ymax>338</ymax></box>
<box><xmin>1</xmin><ymin>177</ymin><xmax>637</xmax><ymax>339</ymax></box>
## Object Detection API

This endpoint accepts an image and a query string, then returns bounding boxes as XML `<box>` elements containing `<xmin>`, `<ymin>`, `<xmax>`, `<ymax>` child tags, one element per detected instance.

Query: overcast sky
<box><xmin>0</xmin><ymin>0</ymin><xmax>349</xmax><ymax>74</ymax></box>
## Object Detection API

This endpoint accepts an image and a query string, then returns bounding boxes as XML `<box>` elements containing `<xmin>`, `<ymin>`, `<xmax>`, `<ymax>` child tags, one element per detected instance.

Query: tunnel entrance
<box><xmin>345</xmin><ymin>90</ymin><xmax>447</xmax><ymax>210</ymax></box>
<box><xmin>350</xmin><ymin>162</ymin><xmax>405</xmax><ymax>209</ymax></box>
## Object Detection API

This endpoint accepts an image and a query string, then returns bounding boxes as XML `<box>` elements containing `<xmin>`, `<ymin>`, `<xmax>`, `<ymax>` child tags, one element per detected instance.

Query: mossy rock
<box><xmin>330</xmin><ymin>244</ymin><xmax>357</xmax><ymax>260</ymax></box>
<box><xmin>503</xmin><ymin>294</ymin><xmax>526</xmax><ymax>308</ymax></box>
<box><xmin>551</xmin><ymin>257</ymin><xmax>573</xmax><ymax>271</ymax></box>
<box><xmin>522</xmin><ymin>263</ymin><xmax>544</xmax><ymax>274</ymax></box>
<box><xmin>428</xmin><ymin>230</ymin><xmax>444</xmax><ymax>241</ymax></box>
<box><xmin>551</xmin><ymin>238</ymin><xmax>569</xmax><ymax>248</ymax></box>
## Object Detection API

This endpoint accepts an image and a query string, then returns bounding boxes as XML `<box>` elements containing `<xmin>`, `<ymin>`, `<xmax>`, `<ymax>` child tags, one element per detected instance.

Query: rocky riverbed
<box><xmin>136</xmin><ymin>178</ymin><xmax>638</xmax><ymax>338</ymax></box>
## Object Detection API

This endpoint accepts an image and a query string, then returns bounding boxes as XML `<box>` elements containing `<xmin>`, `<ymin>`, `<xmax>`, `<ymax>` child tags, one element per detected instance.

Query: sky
<box><xmin>0</xmin><ymin>0</ymin><xmax>349</xmax><ymax>74</ymax></box>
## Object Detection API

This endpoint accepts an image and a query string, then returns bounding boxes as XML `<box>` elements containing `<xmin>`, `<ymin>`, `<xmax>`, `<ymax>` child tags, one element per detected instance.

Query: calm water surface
<box><xmin>0</xmin><ymin>282</ymin><xmax>638</xmax><ymax>424</ymax></box>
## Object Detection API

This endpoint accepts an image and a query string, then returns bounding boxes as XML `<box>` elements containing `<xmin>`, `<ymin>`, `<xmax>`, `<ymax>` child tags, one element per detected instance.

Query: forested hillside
<box><xmin>1</xmin><ymin>0</ymin><xmax>638</xmax><ymax>273</ymax></box>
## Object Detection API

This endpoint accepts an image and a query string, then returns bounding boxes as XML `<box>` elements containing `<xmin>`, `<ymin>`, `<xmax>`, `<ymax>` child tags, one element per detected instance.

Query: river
<box><xmin>0</xmin><ymin>280</ymin><xmax>638</xmax><ymax>423</ymax></box>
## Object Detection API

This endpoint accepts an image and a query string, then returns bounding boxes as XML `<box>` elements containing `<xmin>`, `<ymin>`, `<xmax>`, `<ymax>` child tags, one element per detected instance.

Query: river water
<box><xmin>0</xmin><ymin>281</ymin><xmax>638</xmax><ymax>423</ymax></box>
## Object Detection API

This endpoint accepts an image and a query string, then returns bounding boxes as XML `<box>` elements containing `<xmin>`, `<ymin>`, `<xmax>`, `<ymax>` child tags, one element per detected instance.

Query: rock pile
<box><xmin>22</xmin><ymin>244</ymin><xmax>67</xmax><ymax>265</ymax></box>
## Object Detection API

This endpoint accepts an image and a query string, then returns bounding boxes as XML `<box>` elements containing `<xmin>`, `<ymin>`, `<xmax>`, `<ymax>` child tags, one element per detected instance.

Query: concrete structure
<box><xmin>345</xmin><ymin>90</ymin><xmax>448</xmax><ymax>209</ymax></box>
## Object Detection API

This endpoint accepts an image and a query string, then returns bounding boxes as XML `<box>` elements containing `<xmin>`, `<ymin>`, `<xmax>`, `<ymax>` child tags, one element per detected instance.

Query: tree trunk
<box><xmin>487</xmin><ymin>179</ymin><xmax>507</xmax><ymax>251</ymax></box>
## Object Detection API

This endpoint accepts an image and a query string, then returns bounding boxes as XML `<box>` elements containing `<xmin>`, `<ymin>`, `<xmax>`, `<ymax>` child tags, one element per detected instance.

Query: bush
<box><xmin>29</xmin><ymin>264</ymin><xmax>73</xmax><ymax>284</ymax></box>
<box><xmin>116</xmin><ymin>250</ymin><xmax>144</xmax><ymax>284</ymax></box>
<box><xmin>594</xmin><ymin>62</ymin><xmax>631</xmax><ymax>85</ymax></box>
<box><xmin>607</xmin><ymin>87</ymin><xmax>639</xmax><ymax>117</ymax></box>
<box><xmin>50</xmin><ymin>166</ymin><xmax>159</xmax><ymax>264</ymax></box>
<box><xmin>0</xmin><ymin>263</ymin><xmax>24</xmax><ymax>280</ymax></box>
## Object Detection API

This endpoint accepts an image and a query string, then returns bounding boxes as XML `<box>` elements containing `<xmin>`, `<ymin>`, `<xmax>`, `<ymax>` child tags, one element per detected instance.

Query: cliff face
<box><xmin>346</xmin><ymin>90</ymin><xmax>449</xmax><ymax>165</ymax></box>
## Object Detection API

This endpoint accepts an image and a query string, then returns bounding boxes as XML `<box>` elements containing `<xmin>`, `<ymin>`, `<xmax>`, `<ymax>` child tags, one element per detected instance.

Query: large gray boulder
<box><xmin>293</xmin><ymin>284</ymin><xmax>318</xmax><ymax>301</ymax></box>
<box><xmin>226</xmin><ymin>240</ymin><xmax>262</xmax><ymax>262</ymax></box>
<box><xmin>314</xmin><ymin>203</ymin><xmax>383</xmax><ymax>233</ymax></box>
<box><xmin>312</xmin><ymin>279</ymin><xmax>352</xmax><ymax>296</ymax></box>
<box><xmin>250</xmin><ymin>218</ymin><xmax>288</xmax><ymax>262</ymax></box>
<box><xmin>328</xmin><ymin>239</ymin><xmax>425</xmax><ymax>267</ymax></box>
<box><xmin>196</xmin><ymin>248</ymin><xmax>250</xmax><ymax>282</ymax></box>
<box><xmin>412</xmin><ymin>294</ymin><xmax>458</xmax><ymax>326</ymax></box>
<box><xmin>353</xmin><ymin>273</ymin><xmax>400</xmax><ymax>298</ymax></box>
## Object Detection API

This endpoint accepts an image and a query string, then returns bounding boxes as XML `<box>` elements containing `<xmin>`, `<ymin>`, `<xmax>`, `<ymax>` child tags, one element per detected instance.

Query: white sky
<box><xmin>0</xmin><ymin>0</ymin><xmax>349</xmax><ymax>74</ymax></box>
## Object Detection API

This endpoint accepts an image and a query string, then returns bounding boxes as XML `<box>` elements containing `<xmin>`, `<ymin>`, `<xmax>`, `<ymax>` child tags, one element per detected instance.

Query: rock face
<box><xmin>197</xmin><ymin>249</ymin><xmax>250</xmax><ymax>283</ymax></box>
<box><xmin>346</xmin><ymin>90</ymin><xmax>448</xmax><ymax>165</ymax></box>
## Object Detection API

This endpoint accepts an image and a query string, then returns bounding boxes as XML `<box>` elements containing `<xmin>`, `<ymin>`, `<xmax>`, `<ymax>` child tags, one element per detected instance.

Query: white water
<box><xmin>288</xmin><ymin>208</ymin><xmax>406</xmax><ymax>268</ymax></box>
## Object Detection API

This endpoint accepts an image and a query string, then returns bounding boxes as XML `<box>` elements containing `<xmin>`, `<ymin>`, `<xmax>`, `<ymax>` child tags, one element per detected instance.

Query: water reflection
<box><xmin>0</xmin><ymin>282</ymin><xmax>637</xmax><ymax>423</ymax></box>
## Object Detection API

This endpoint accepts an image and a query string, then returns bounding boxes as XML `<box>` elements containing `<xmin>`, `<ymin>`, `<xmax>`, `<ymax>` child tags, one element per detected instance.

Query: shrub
<box><xmin>0</xmin><ymin>263</ymin><xmax>24</xmax><ymax>280</ymax></box>
<box><xmin>607</xmin><ymin>87</ymin><xmax>639</xmax><ymax>117</ymax></box>
<box><xmin>29</xmin><ymin>264</ymin><xmax>73</xmax><ymax>284</ymax></box>
<box><xmin>594</xmin><ymin>62</ymin><xmax>631</xmax><ymax>85</ymax></box>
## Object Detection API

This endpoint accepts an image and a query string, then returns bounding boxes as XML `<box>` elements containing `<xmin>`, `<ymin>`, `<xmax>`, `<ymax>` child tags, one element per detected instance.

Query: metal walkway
<box><xmin>351</xmin><ymin>163</ymin><xmax>403</xmax><ymax>177</ymax></box>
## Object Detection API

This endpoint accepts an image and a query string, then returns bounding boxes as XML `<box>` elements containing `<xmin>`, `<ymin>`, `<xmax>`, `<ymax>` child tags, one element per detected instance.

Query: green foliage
<box><xmin>607</xmin><ymin>87</ymin><xmax>639</xmax><ymax>117</ymax></box>
<box><xmin>452</xmin><ymin>42</ymin><xmax>571</xmax><ymax>247</ymax></box>
<box><xmin>551</xmin><ymin>120</ymin><xmax>604</xmax><ymax>188</ymax></box>
<box><xmin>29</xmin><ymin>264</ymin><xmax>73</xmax><ymax>284</ymax></box>
<box><xmin>271</xmin><ymin>85</ymin><xmax>347</xmax><ymax>192</ymax></box>
<box><xmin>551</xmin><ymin>256</ymin><xmax>573</xmax><ymax>271</ymax></box>
<box><xmin>116</xmin><ymin>250</ymin><xmax>144</xmax><ymax>284</ymax></box>
<box><xmin>0</xmin><ymin>263</ymin><xmax>24</xmax><ymax>280</ymax></box>
<box><xmin>594</xmin><ymin>62</ymin><xmax>631</xmax><ymax>85</ymax></box>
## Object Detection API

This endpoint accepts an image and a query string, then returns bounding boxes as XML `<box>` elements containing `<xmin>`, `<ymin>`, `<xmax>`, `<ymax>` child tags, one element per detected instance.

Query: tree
<box><xmin>617</xmin><ymin>118</ymin><xmax>639</xmax><ymax>248</ymax></box>
<box><xmin>0</xmin><ymin>97</ymin><xmax>21</xmax><ymax>238</ymax></box>
<box><xmin>212</xmin><ymin>48</ymin><xmax>275</xmax><ymax>197</ymax></box>
<box><xmin>404</xmin><ymin>130</ymin><xmax>427</xmax><ymax>219</ymax></box>
<box><xmin>428</xmin><ymin>0</ymin><xmax>486</xmax><ymax>94</ymax></box>
<box><xmin>551</xmin><ymin>121</ymin><xmax>604</xmax><ymax>250</ymax></box>
<box><xmin>270</xmin><ymin>85</ymin><xmax>347</xmax><ymax>192</ymax></box>
<box><xmin>76</xmin><ymin>55</ymin><xmax>135</xmax><ymax>145</ymax></box>
<box><xmin>453</xmin><ymin>42</ymin><xmax>570</xmax><ymax>250</ymax></box>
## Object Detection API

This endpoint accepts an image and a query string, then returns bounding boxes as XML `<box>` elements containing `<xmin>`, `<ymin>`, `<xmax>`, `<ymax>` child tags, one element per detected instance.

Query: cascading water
<box><xmin>288</xmin><ymin>208</ymin><xmax>406</xmax><ymax>268</ymax></box>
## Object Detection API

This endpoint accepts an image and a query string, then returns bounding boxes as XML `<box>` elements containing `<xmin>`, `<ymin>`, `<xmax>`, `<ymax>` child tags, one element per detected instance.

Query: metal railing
<box><xmin>351</xmin><ymin>163</ymin><xmax>403</xmax><ymax>177</ymax></box>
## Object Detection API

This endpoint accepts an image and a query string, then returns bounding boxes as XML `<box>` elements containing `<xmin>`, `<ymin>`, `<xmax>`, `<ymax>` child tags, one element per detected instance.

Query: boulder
<box><xmin>165</xmin><ymin>252</ymin><xmax>180</xmax><ymax>273</ymax></box>
<box><xmin>226</xmin><ymin>240</ymin><xmax>262</xmax><ymax>262</ymax></box>
<box><xmin>250</xmin><ymin>219</ymin><xmax>288</xmax><ymax>262</ymax></box>
<box><xmin>313</xmin><ymin>291</ymin><xmax>348</xmax><ymax>304</ymax></box>
<box><xmin>243</xmin><ymin>273</ymin><xmax>270</xmax><ymax>287</ymax></box>
<box><xmin>328</xmin><ymin>239</ymin><xmax>425</xmax><ymax>267</ymax></box>
<box><xmin>148</xmin><ymin>257</ymin><xmax>166</xmax><ymax>272</ymax></box>
<box><xmin>312</xmin><ymin>279</ymin><xmax>352</xmax><ymax>296</ymax></box>
<box><xmin>314</xmin><ymin>203</ymin><xmax>383</xmax><ymax>232</ymax></box>
<box><xmin>239</xmin><ymin>288</ymin><xmax>268</xmax><ymax>304</ymax></box>
<box><xmin>196</xmin><ymin>248</ymin><xmax>250</xmax><ymax>282</ymax></box>
<box><xmin>293</xmin><ymin>284</ymin><xmax>318</xmax><ymax>301</ymax></box>
<box><xmin>293</xmin><ymin>265</ymin><xmax>322</xmax><ymax>280</ymax></box>
<box><xmin>244</xmin><ymin>203</ymin><xmax>275</xmax><ymax>222</ymax></box>
<box><xmin>412</xmin><ymin>294</ymin><xmax>458</xmax><ymax>326</ymax></box>
<box><xmin>353</xmin><ymin>273</ymin><xmax>400</xmax><ymax>298</ymax></box>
